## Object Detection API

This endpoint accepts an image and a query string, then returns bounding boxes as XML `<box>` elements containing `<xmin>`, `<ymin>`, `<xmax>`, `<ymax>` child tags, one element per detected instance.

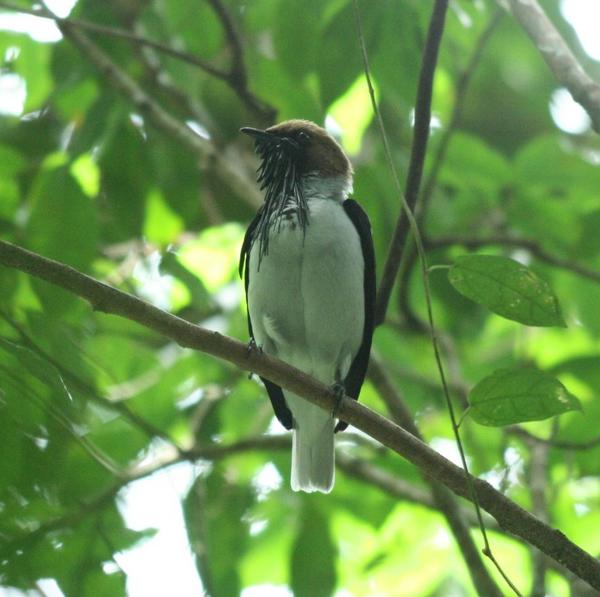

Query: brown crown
<box><xmin>266</xmin><ymin>119</ymin><xmax>352</xmax><ymax>178</ymax></box>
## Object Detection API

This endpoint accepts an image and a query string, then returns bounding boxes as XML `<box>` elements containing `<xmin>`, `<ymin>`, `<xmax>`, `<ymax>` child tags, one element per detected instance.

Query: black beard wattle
<box><xmin>252</xmin><ymin>140</ymin><xmax>309</xmax><ymax>267</ymax></box>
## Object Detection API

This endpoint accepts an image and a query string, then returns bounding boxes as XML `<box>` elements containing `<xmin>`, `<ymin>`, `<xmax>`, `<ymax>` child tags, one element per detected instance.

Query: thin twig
<box><xmin>528</xmin><ymin>437</ymin><xmax>550</xmax><ymax>597</ymax></box>
<box><xmin>507</xmin><ymin>426</ymin><xmax>600</xmax><ymax>451</ymax></box>
<box><xmin>0</xmin><ymin>360</ymin><xmax>124</xmax><ymax>477</ymax></box>
<box><xmin>204</xmin><ymin>0</ymin><xmax>276</xmax><ymax>121</ymax></box>
<box><xmin>0</xmin><ymin>432</ymin><xmax>496</xmax><ymax>557</ymax></box>
<box><xmin>426</xmin><ymin>235</ymin><xmax>600</xmax><ymax>284</ymax></box>
<box><xmin>135</xmin><ymin>37</ymin><xmax>217</xmax><ymax>132</ymax></box>
<box><xmin>337</xmin><ymin>453</ymin><xmax>499</xmax><ymax>531</ymax></box>
<box><xmin>418</xmin><ymin>7</ymin><xmax>504</xmax><ymax>221</ymax></box>
<box><xmin>502</xmin><ymin>0</ymin><xmax>600</xmax><ymax>133</ymax></box>
<box><xmin>1</xmin><ymin>241</ymin><xmax>600</xmax><ymax>589</ymax></box>
<box><xmin>353</xmin><ymin>1</ymin><xmax>521</xmax><ymax>592</ymax></box>
<box><xmin>205</xmin><ymin>0</ymin><xmax>245</xmax><ymax>85</ymax></box>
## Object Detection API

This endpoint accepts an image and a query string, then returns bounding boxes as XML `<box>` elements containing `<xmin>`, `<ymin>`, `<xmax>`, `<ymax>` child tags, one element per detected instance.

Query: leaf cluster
<box><xmin>1</xmin><ymin>0</ymin><xmax>600</xmax><ymax>595</ymax></box>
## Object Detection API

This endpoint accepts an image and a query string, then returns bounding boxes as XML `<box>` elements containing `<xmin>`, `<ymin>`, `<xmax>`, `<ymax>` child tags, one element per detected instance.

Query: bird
<box><xmin>239</xmin><ymin>119</ymin><xmax>375</xmax><ymax>493</ymax></box>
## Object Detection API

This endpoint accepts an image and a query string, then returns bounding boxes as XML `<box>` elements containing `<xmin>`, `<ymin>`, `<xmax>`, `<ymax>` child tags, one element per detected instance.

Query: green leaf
<box><xmin>439</xmin><ymin>132</ymin><xmax>511</xmax><ymax>193</ymax></box>
<box><xmin>448</xmin><ymin>254</ymin><xmax>565</xmax><ymax>327</ymax></box>
<box><xmin>274</xmin><ymin>0</ymin><xmax>325</xmax><ymax>79</ymax></box>
<box><xmin>159</xmin><ymin>0</ymin><xmax>223</xmax><ymax>59</ymax></box>
<box><xmin>26</xmin><ymin>165</ymin><xmax>98</xmax><ymax>271</ymax></box>
<box><xmin>0</xmin><ymin>144</ymin><xmax>25</xmax><ymax>177</ymax></box>
<box><xmin>143</xmin><ymin>189</ymin><xmax>184</xmax><ymax>246</ymax></box>
<box><xmin>291</xmin><ymin>502</ymin><xmax>337</xmax><ymax>597</ymax></box>
<box><xmin>96</xmin><ymin>119</ymin><xmax>150</xmax><ymax>243</ymax></box>
<box><xmin>184</xmin><ymin>469</ymin><xmax>253</xmax><ymax>597</ymax></box>
<box><xmin>0</xmin><ymin>337</ymin><xmax>82</xmax><ymax>417</ymax></box>
<box><xmin>468</xmin><ymin>368</ymin><xmax>582</xmax><ymax>426</ymax></box>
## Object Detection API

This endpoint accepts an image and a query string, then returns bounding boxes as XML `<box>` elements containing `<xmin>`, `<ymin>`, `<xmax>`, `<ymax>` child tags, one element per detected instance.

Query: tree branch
<box><xmin>3</xmin><ymin>434</ymin><xmax>492</xmax><ymax>556</ymax></box>
<box><xmin>2</xmin><ymin>240</ymin><xmax>600</xmax><ymax>590</ymax></box>
<box><xmin>205</xmin><ymin>0</ymin><xmax>245</xmax><ymax>84</ymax></box>
<box><xmin>507</xmin><ymin>426</ymin><xmax>600</xmax><ymax>451</ymax></box>
<box><xmin>203</xmin><ymin>0</ymin><xmax>276</xmax><ymax>122</ymax></box>
<box><xmin>374</xmin><ymin>0</ymin><xmax>449</xmax><ymax>326</ymax></box>
<box><xmin>395</xmin><ymin>8</ymin><xmax>504</xmax><ymax>328</ymax></box>
<box><xmin>369</xmin><ymin>356</ymin><xmax>503</xmax><ymax>597</ymax></box>
<box><xmin>336</xmin><ymin>453</ymin><xmax>499</xmax><ymax>531</ymax></box>
<box><xmin>502</xmin><ymin>0</ymin><xmax>600</xmax><ymax>134</ymax></box>
<box><xmin>417</xmin><ymin>7</ymin><xmax>504</xmax><ymax>223</ymax></box>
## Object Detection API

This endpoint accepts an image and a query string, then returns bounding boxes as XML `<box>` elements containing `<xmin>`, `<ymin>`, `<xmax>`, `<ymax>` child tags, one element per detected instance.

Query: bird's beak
<box><xmin>240</xmin><ymin>127</ymin><xmax>276</xmax><ymax>143</ymax></box>
<box><xmin>241</xmin><ymin>127</ymin><xmax>299</xmax><ymax>152</ymax></box>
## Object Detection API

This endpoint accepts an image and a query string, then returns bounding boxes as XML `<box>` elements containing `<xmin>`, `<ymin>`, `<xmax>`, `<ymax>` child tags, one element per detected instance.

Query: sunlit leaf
<box><xmin>468</xmin><ymin>368</ymin><xmax>582</xmax><ymax>426</ymax></box>
<box><xmin>327</xmin><ymin>75</ymin><xmax>375</xmax><ymax>155</ymax></box>
<box><xmin>70</xmin><ymin>153</ymin><xmax>100</xmax><ymax>198</ymax></box>
<box><xmin>448</xmin><ymin>254</ymin><xmax>565</xmax><ymax>327</ymax></box>
<box><xmin>143</xmin><ymin>189</ymin><xmax>184</xmax><ymax>246</ymax></box>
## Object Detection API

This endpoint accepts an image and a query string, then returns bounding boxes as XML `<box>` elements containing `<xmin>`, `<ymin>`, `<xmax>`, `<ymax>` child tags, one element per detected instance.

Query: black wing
<box><xmin>335</xmin><ymin>199</ymin><xmax>376</xmax><ymax>432</ymax></box>
<box><xmin>239</xmin><ymin>213</ymin><xmax>293</xmax><ymax>430</ymax></box>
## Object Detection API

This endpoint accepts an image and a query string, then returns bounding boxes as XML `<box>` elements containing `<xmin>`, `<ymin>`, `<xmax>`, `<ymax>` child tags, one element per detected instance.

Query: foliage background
<box><xmin>1</xmin><ymin>0</ymin><xmax>600</xmax><ymax>595</ymax></box>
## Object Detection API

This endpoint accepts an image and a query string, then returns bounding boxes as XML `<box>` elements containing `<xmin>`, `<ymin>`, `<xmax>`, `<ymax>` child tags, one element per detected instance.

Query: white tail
<box><xmin>287</xmin><ymin>393</ymin><xmax>335</xmax><ymax>493</ymax></box>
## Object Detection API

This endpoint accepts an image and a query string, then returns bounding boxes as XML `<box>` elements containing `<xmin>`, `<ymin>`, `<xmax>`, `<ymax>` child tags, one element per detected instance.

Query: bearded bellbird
<box><xmin>240</xmin><ymin>120</ymin><xmax>375</xmax><ymax>493</ymax></box>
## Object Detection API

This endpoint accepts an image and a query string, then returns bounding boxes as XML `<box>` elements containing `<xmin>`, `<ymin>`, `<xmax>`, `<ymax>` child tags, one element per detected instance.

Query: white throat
<box><xmin>301</xmin><ymin>173</ymin><xmax>353</xmax><ymax>202</ymax></box>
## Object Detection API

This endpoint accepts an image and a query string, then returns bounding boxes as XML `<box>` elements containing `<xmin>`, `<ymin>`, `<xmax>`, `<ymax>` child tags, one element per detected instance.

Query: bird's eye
<box><xmin>297</xmin><ymin>130</ymin><xmax>310</xmax><ymax>144</ymax></box>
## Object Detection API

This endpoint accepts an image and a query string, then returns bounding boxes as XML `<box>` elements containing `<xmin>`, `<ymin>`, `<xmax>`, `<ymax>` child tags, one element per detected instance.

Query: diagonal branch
<box><xmin>352</xmin><ymin>2</ymin><xmax>516</xmax><ymax>588</ymax></box>
<box><xmin>416</xmin><ymin>7</ymin><xmax>504</xmax><ymax>223</ymax></box>
<box><xmin>369</xmin><ymin>356</ymin><xmax>503</xmax><ymax>596</ymax></box>
<box><xmin>337</xmin><ymin>453</ymin><xmax>499</xmax><ymax>531</ymax></box>
<box><xmin>502</xmin><ymin>0</ymin><xmax>600</xmax><ymax>133</ymax></box>
<box><xmin>1</xmin><ymin>240</ymin><xmax>600</xmax><ymax>590</ymax></box>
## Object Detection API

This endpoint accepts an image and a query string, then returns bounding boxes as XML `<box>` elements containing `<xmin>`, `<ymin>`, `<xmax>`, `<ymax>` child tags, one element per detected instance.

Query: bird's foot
<box><xmin>247</xmin><ymin>337</ymin><xmax>263</xmax><ymax>356</ymax></box>
<box><xmin>247</xmin><ymin>338</ymin><xmax>263</xmax><ymax>379</ymax></box>
<box><xmin>330</xmin><ymin>382</ymin><xmax>346</xmax><ymax>418</ymax></box>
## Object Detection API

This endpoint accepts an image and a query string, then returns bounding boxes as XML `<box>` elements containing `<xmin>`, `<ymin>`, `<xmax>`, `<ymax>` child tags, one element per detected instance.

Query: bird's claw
<box><xmin>247</xmin><ymin>339</ymin><xmax>263</xmax><ymax>379</ymax></box>
<box><xmin>331</xmin><ymin>382</ymin><xmax>346</xmax><ymax>418</ymax></box>
<box><xmin>247</xmin><ymin>338</ymin><xmax>263</xmax><ymax>356</ymax></box>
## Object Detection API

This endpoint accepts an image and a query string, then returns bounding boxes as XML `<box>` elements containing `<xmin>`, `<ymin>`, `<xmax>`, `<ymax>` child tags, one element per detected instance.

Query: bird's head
<box><xmin>241</xmin><ymin>120</ymin><xmax>352</xmax><ymax>263</ymax></box>
<box><xmin>241</xmin><ymin>119</ymin><xmax>352</xmax><ymax>191</ymax></box>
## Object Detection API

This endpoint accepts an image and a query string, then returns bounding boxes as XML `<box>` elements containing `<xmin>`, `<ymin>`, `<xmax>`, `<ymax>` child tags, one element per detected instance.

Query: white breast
<box><xmin>247</xmin><ymin>196</ymin><xmax>365</xmax><ymax>383</ymax></box>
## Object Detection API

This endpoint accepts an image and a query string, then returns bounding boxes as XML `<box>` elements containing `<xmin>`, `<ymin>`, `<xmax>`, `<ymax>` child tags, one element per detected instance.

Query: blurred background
<box><xmin>1</xmin><ymin>0</ymin><xmax>600</xmax><ymax>595</ymax></box>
